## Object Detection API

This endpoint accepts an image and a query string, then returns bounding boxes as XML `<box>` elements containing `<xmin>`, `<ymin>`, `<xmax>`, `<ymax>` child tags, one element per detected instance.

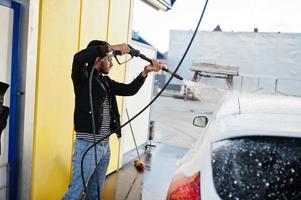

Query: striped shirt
<box><xmin>76</xmin><ymin>95</ymin><xmax>111</xmax><ymax>143</ymax></box>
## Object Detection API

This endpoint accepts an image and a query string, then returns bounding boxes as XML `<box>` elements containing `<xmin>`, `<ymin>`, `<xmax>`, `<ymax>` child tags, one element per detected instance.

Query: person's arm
<box><xmin>111</xmin><ymin>59</ymin><xmax>163</xmax><ymax>96</ymax></box>
<box><xmin>72</xmin><ymin>45</ymin><xmax>109</xmax><ymax>83</ymax></box>
<box><xmin>109</xmin><ymin>74</ymin><xmax>146</xmax><ymax>96</ymax></box>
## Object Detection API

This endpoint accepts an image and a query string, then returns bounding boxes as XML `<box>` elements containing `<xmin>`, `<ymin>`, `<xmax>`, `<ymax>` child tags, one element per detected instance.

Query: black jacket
<box><xmin>72</xmin><ymin>45</ymin><xmax>146</xmax><ymax>137</ymax></box>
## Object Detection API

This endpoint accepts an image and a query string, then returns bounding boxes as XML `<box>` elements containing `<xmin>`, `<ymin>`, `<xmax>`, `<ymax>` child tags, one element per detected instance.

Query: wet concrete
<box><xmin>101</xmin><ymin>143</ymin><xmax>187</xmax><ymax>200</ymax></box>
<box><xmin>149</xmin><ymin>96</ymin><xmax>216</xmax><ymax>149</ymax></box>
<box><xmin>101</xmin><ymin>96</ymin><xmax>216</xmax><ymax>200</ymax></box>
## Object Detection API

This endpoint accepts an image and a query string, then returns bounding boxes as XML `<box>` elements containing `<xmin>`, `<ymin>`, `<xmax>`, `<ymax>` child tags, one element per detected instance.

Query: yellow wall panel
<box><xmin>79</xmin><ymin>0</ymin><xmax>109</xmax><ymax>49</ymax></box>
<box><xmin>78</xmin><ymin>0</ymin><xmax>133</xmax><ymax>175</ymax></box>
<box><xmin>106</xmin><ymin>0</ymin><xmax>133</xmax><ymax>173</ymax></box>
<box><xmin>31</xmin><ymin>0</ymin><xmax>80</xmax><ymax>199</ymax></box>
<box><xmin>78</xmin><ymin>0</ymin><xmax>122</xmax><ymax>174</ymax></box>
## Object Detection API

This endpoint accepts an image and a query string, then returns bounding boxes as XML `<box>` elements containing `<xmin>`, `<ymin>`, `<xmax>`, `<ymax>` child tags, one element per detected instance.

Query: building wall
<box><xmin>168</xmin><ymin>30</ymin><xmax>301</xmax><ymax>95</ymax></box>
<box><xmin>30</xmin><ymin>0</ymin><xmax>80</xmax><ymax>199</ymax></box>
<box><xmin>105</xmin><ymin>0</ymin><xmax>133</xmax><ymax>173</ymax></box>
<box><xmin>30</xmin><ymin>0</ymin><xmax>133</xmax><ymax>199</ymax></box>
<box><xmin>121</xmin><ymin>41</ymin><xmax>156</xmax><ymax>156</ymax></box>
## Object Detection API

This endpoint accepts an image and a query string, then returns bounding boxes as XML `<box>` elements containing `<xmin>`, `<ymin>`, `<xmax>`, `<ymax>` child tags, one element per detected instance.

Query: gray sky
<box><xmin>133</xmin><ymin>0</ymin><xmax>301</xmax><ymax>52</ymax></box>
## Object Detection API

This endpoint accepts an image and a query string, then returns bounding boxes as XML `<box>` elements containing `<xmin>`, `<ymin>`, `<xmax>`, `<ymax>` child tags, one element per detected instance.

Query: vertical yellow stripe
<box><xmin>126</xmin><ymin>0</ymin><xmax>133</xmax><ymax>44</ymax></box>
<box><xmin>31</xmin><ymin>0</ymin><xmax>43</xmax><ymax>197</ymax></box>
<box><xmin>106</xmin><ymin>0</ymin><xmax>111</xmax><ymax>41</ymax></box>
<box><xmin>69</xmin><ymin>0</ymin><xmax>84</xmax><ymax>182</ymax></box>
<box><xmin>117</xmin><ymin>0</ymin><xmax>133</xmax><ymax>168</ymax></box>
<box><xmin>77</xmin><ymin>0</ymin><xmax>83</xmax><ymax>50</ymax></box>
<box><xmin>31</xmin><ymin>0</ymin><xmax>80</xmax><ymax>197</ymax></box>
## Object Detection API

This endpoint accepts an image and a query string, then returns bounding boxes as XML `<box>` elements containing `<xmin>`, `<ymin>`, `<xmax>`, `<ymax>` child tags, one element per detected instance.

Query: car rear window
<box><xmin>212</xmin><ymin>136</ymin><xmax>301</xmax><ymax>200</ymax></box>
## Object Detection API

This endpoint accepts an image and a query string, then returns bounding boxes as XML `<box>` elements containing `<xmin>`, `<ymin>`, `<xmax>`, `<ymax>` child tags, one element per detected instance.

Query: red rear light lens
<box><xmin>167</xmin><ymin>172</ymin><xmax>200</xmax><ymax>200</ymax></box>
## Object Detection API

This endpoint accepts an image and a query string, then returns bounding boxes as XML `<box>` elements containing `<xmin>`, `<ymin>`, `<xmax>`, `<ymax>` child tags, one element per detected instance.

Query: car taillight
<box><xmin>166</xmin><ymin>172</ymin><xmax>200</xmax><ymax>200</ymax></box>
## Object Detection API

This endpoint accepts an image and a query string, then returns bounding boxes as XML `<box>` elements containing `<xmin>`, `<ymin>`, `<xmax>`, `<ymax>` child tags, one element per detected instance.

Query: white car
<box><xmin>166</xmin><ymin>94</ymin><xmax>301</xmax><ymax>200</ymax></box>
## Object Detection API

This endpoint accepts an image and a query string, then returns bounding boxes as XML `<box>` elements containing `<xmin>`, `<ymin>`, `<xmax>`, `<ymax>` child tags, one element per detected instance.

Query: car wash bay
<box><xmin>101</xmin><ymin>95</ymin><xmax>215</xmax><ymax>200</ymax></box>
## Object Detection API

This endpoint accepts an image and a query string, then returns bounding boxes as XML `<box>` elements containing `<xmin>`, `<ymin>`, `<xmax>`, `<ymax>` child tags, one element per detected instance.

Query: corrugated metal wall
<box><xmin>30</xmin><ymin>0</ymin><xmax>133</xmax><ymax>199</ymax></box>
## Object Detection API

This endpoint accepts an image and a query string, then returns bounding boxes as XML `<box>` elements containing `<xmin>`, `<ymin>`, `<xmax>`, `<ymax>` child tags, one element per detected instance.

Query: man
<box><xmin>62</xmin><ymin>40</ymin><xmax>162</xmax><ymax>199</ymax></box>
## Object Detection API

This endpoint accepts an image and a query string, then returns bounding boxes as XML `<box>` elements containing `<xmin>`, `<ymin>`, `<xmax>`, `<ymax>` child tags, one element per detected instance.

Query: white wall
<box><xmin>0</xmin><ymin>5</ymin><xmax>13</xmax><ymax>199</ymax></box>
<box><xmin>168</xmin><ymin>31</ymin><xmax>301</xmax><ymax>95</ymax></box>
<box><xmin>121</xmin><ymin>41</ymin><xmax>156</xmax><ymax>155</ymax></box>
<box><xmin>18</xmin><ymin>0</ymin><xmax>39</xmax><ymax>198</ymax></box>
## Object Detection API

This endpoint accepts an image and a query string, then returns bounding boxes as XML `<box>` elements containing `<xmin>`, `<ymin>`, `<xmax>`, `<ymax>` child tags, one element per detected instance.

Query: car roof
<box><xmin>176</xmin><ymin>93</ymin><xmax>301</xmax><ymax>180</ymax></box>
<box><xmin>215</xmin><ymin>93</ymin><xmax>301</xmax><ymax>118</ymax></box>
<box><xmin>208</xmin><ymin>93</ymin><xmax>301</xmax><ymax>141</ymax></box>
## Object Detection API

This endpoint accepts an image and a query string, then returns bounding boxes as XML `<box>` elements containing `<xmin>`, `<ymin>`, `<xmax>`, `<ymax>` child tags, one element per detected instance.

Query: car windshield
<box><xmin>211</xmin><ymin>136</ymin><xmax>301</xmax><ymax>200</ymax></box>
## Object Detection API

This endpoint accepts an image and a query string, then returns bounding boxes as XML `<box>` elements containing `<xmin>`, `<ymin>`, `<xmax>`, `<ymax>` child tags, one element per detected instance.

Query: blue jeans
<box><xmin>62</xmin><ymin>138</ymin><xmax>110</xmax><ymax>200</ymax></box>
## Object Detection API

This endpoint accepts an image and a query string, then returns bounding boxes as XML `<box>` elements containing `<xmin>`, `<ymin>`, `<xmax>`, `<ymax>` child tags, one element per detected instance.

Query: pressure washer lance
<box><xmin>112</xmin><ymin>45</ymin><xmax>184</xmax><ymax>81</ymax></box>
<box><xmin>126</xmin><ymin>108</ymin><xmax>145</xmax><ymax>171</ymax></box>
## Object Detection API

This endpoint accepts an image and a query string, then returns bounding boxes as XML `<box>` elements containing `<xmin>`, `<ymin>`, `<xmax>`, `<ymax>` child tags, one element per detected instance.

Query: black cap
<box><xmin>87</xmin><ymin>40</ymin><xmax>108</xmax><ymax>48</ymax></box>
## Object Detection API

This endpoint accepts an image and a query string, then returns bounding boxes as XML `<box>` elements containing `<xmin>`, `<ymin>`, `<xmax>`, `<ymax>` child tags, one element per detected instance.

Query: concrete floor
<box><xmin>101</xmin><ymin>143</ymin><xmax>187</xmax><ymax>200</ymax></box>
<box><xmin>101</xmin><ymin>95</ymin><xmax>216</xmax><ymax>200</ymax></box>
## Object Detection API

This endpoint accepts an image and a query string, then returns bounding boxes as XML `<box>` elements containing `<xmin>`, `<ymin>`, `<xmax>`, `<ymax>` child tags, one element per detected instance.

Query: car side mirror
<box><xmin>193</xmin><ymin>116</ymin><xmax>208</xmax><ymax>128</ymax></box>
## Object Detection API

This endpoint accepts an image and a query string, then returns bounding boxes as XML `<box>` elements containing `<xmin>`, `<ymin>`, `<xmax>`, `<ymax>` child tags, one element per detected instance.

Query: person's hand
<box><xmin>110</xmin><ymin>43</ymin><xmax>130</xmax><ymax>55</ymax></box>
<box><xmin>142</xmin><ymin>59</ymin><xmax>163</xmax><ymax>77</ymax></box>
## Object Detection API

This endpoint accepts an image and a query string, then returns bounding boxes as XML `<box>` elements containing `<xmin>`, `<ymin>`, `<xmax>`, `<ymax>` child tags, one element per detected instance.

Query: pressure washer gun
<box><xmin>112</xmin><ymin>45</ymin><xmax>183</xmax><ymax>81</ymax></box>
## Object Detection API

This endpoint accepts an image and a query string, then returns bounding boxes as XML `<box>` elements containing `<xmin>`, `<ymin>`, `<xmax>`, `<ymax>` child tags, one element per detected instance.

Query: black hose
<box><xmin>80</xmin><ymin>0</ymin><xmax>209</xmax><ymax>197</ymax></box>
<box><xmin>79</xmin><ymin>66</ymin><xmax>101</xmax><ymax>199</ymax></box>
